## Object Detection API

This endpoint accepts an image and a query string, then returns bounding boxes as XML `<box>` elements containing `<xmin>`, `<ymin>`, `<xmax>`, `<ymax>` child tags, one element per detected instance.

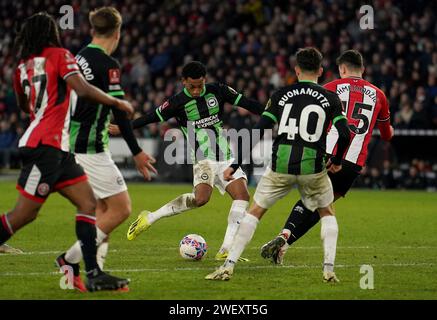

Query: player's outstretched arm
<box><xmin>109</xmin><ymin>109</ymin><xmax>162</xmax><ymax>136</ymax></box>
<box><xmin>112</xmin><ymin>107</ymin><xmax>143</xmax><ymax>155</ymax></box>
<box><xmin>235</xmin><ymin>96</ymin><xmax>265</xmax><ymax>115</ymax></box>
<box><xmin>66</xmin><ymin>73</ymin><xmax>134</xmax><ymax>116</ymax></box>
<box><xmin>377</xmin><ymin>120</ymin><xmax>394</xmax><ymax>141</ymax></box>
<box><xmin>111</xmin><ymin>107</ymin><xmax>158</xmax><ymax>181</ymax></box>
<box><xmin>376</xmin><ymin>92</ymin><xmax>394</xmax><ymax>141</ymax></box>
<box><xmin>132</xmin><ymin>109</ymin><xmax>162</xmax><ymax>129</ymax></box>
<box><xmin>219</xmin><ymin>83</ymin><xmax>264</xmax><ymax>115</ymax></box>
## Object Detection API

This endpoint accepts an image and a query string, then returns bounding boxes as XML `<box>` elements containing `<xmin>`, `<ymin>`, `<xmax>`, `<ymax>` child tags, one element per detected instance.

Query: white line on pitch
<box><xmin>0</xmin><ymin>262</ymin><xmax>435</xmax><ymax>277</ymax></box>
<box><xmin>0</xmin><ymin>250</ymin><xmax>62</xmax><ymax>256</ymax></box>
<box><xmin>0</xmin><ymin>246</ymin><xmax>436</xmax><ymax>257</ymax></box>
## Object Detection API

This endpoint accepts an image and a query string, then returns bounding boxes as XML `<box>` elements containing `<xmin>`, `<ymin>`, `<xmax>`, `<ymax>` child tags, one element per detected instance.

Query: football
<box><xmin>179</xmin><ymin>234</ymin><xmax>208</xmax><ymax>260</ymax></box>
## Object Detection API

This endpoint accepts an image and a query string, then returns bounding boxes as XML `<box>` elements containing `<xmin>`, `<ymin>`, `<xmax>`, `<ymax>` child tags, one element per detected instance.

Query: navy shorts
<box><xmin>328</xmin><ymin>160</ymin><xmax>362</xmax><ymax>197</ymax></box>
<box><xmin>17</xmin><ymin>145</ymin><xmax>87</xmax><ymax>203</ymax></box>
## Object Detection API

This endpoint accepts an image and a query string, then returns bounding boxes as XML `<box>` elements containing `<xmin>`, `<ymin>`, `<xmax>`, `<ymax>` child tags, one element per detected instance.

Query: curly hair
<box><xmin>14</xmin><ymin>12</ymin><xmax>62</xmax><ymax>61</ymax></box>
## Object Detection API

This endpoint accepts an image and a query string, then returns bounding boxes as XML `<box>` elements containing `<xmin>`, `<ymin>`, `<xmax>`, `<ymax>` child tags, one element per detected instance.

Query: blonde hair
<box><xmin>89</xmin><ymin>7</ymin><xmax>122</xmax><ymax>37</ymax></box>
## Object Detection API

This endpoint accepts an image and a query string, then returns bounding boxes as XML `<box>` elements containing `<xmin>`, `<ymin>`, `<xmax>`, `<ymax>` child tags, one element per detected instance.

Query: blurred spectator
<box><xmin>1</xmin><ymin>0</ymin><xmax>436</xmax><ymax>136</ymax></box>
<box><xmin>404</xmin><ymin>166</ymin><xmax>426</xmax><ymax>190</ymax></box>
<box><xmin>381</xmin><ymin>160</ymin><xmax>396</xmax><ymax>189</ymax></box>
<box><xmin>0</xmin><ymin>0</ymin><xmax>436</xmax><ymax>188</ymax></box>
<box><xmin>394</xmin><ymin>102</ymin><xmax>413</xmax><ymax>128</ymax></box>
<box><xmin>0</xmin><ymin>120</ymin><xmax>19</xmax><ymax>169</ymax></box>
<box><xmin>430</xmin><ymin>96</ymin><xmax>437</xmax><ymax>128</ymax></box>
<box><xmin>410</xmin><ymin>100</ymin><xmax>428</xmax><ymax>128</ymax></box>
<box><xmin>357</xmin><ymin>159</ymin><xmax>436</xmax><ymax>191</ymax></box>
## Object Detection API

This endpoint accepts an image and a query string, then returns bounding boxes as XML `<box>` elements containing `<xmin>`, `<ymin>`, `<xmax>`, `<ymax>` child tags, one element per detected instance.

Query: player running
<box><xmin>55</xmin><ymin>7</ymin><xmax>157</xmax><ymax>290</ymax></box>
<box><xmin>0</xmin><ymin>12</ymin><xmax>133</xmax><ymax>291</ymax></box>
<box><xmin>261</xmin><ymin>50</ymin><xmax>394</xmax><ymax>265</ymax></box>
<box><xmin>110</xmin><ymin>61</ymin><xmax>264</xmax><ymax>261</ymax></box>
<box><xmin>205</xmin><ymin>47</ymin><xmax>351</xmax><ymax>282</ymax></box>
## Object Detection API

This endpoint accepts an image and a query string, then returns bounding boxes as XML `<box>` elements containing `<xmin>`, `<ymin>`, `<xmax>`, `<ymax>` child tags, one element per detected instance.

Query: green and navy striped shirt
<box><xmin>70</xmin><ymin>44</ymin><xmax>125</xmax><ymax>154</ymax></box>
<box><xmin>265</xmin><ymin>81</ymin><xmax>346</xmax><ymax>175</ymax></box>
<box><xmin>153</xmin><ymin>83</ymin><xmax>262</xmax><ymax>162</ymax></box>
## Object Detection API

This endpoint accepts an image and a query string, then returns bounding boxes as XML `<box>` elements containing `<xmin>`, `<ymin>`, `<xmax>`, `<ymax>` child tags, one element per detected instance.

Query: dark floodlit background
<box><xmin>0</xmin><ymin>0</ymin><xmax>436</xmax><ymax>190</ymax></box>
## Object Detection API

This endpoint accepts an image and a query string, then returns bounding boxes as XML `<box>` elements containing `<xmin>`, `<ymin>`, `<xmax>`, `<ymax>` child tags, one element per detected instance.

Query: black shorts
<box><xmin>17</xmin><ymin>145</ymin><xmax>87</xmax><ymax>203</ymax></box>
<box><xmin>328</xmin><ymin>160</ymin><xmax>362</xmax><ymax>197</ymax></box>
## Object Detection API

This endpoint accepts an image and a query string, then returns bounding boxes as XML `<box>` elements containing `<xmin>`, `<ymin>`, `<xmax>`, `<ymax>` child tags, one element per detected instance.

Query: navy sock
<box><xmin>284</xmin><ymin>200</ymin><xmax>320</xmax><ymax>245</ymax></box>
<box><xmin>75</xmin><ymin>213</ymin><xmax>100</xmax><ymax>275</ymax></box>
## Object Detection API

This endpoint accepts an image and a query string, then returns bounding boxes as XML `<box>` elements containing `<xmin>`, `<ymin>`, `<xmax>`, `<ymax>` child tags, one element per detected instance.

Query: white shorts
<box><xmin>75</xmin><ymin>152</ymin><xmax>127</xmax><ymax>200</ymax></box>
<box><xmin>193</xmin><ymin>159</ymin><xmax>247</xmax><ymax>195</ymax></box>
<box><xmin>254</xmin><ymin>167</ymin><xmax>334</xmax><ymax>212</ymax></box>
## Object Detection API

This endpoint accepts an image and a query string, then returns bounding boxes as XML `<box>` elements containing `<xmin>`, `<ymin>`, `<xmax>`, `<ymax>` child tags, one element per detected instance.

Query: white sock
<box><xmin>320</xmin><ymin>215</ymin><xmax>338</xmax><ymax>273</ymax></box>
<box><xmin>65</xmin><ymin>228</ymin><xmax>107</xmax><ymax>264</ymax></box>
<box><xmin>147</xmin><ymin>193</ymin><xmax>197</xmax><ymax>224</ymax></box>
<box><xmin>219</xmin><ymin>200</ymin><xmax>248</xmax><ymax>253</ymax></box>
<box><xmin>227</xmin><ymin>213</ymin><xmax>259</xmax><ymax>264</ymax></box>
<box><xmin>97</xmin><ymin>241</ymin><xmax>109</xmax><ymax>270</ymax></box>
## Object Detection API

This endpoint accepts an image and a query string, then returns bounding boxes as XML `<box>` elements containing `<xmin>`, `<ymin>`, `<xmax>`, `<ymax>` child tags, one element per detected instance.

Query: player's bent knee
<box><xmin>195</xmin><ymin>196</ymin><xmax>210</xmax><ymax>207</ymax></box>
<box><xmin>235</xmin><ymin>192</ymin><xmax>250</xmax><ymax>202</ymax></box>
<box><xmin>117</xmin><ymin>195</ymin><xmax>132</xmax><ymax>218</ymax></box>
<box><xmin>25</xmin><ymin>209</ymin><xmax>39</xmax><ymax>224</ymax></box>
<box><xmin>119</xmin><ymin>203</ymin><xmax>132</xmax><ymax>220</ymax></box>
<box><xmin>318</xmin><ymin>206</ymin><xmax>334</xmax><ymax>217</ymax></box>
<box><xmin>77</xmin><ymin>198</ymin><xmax>97</xmax><ymax>215</ymax></box>
<box><xmin>9</xmin><ymin>201</ymin><xmax>42</xmax><ymax>230</ymax></box>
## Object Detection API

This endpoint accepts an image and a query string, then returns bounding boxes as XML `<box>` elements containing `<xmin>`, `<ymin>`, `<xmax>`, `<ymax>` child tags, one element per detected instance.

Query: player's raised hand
<box><xmin>223</xmin><ymin>167</ymin><xmax>235</xmax><ymax>181</ymax></box>
<box><xmin>133</xmin><ymin>151</ymin><xmax>157</xmax><ymax>181</ymax></box>
<box><xmin>115</xmin><ymin>99</ymin><xmax>134</xmax><ymax>117</ymax></box>
<box><xmin>326</xmin><ymin>158</ymin><xmax>342</xmax><ymax>174</ymax></box>
<box><xmin>109</xmin><ymin>124</ymin><xmax>121</xmax><ymax>136</ymax></box>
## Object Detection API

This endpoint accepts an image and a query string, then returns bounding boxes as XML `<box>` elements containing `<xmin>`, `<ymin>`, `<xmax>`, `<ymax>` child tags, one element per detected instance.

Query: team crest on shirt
<box><xmin>206</xmin><ymin>96</ymin><xmax>218</xmax><ymax>109</ymax></box>
<box><xmin>37</xmin><ymin>183</ymin><xmax>50</xmax><ymax>196</ymax></box>
<box><xmin>201</xmin><ymin>173</ymin><xmax>209</xmax><ymax>181</ymax></box>
<box><xmin>108</xmin><ymin>69</ymin><xmax>120</xmax><ymax>84</ymax></box>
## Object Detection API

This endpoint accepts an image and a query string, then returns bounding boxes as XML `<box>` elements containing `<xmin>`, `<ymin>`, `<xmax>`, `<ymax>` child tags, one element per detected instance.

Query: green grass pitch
<box><xmin>0</xmin><ymin>182</ymin><xmax>436</xmax><ymax>300</ymax></box>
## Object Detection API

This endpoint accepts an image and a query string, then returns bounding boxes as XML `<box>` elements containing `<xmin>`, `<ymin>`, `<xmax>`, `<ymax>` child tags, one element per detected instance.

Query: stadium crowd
<box><xmin>0</xmin><ymin>0</ymin><xmax>436</xmax><ymax>189</ymax></box>
<box><xmin>355</xmin><ymin>159</ymin><xmax>437</xmax><ymax>191</ymax></box>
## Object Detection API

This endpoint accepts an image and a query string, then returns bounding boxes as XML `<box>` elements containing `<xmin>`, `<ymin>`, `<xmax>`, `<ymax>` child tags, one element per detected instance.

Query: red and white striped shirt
<box><xmin>13</xmin><ymin>47</ymin><xmax>80</xmax><ymax>152</ymax></box>
<box><xmin>325</xmin><ymin>77</ymin><xmax>391</xmax><ymax>167</ymax></box>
